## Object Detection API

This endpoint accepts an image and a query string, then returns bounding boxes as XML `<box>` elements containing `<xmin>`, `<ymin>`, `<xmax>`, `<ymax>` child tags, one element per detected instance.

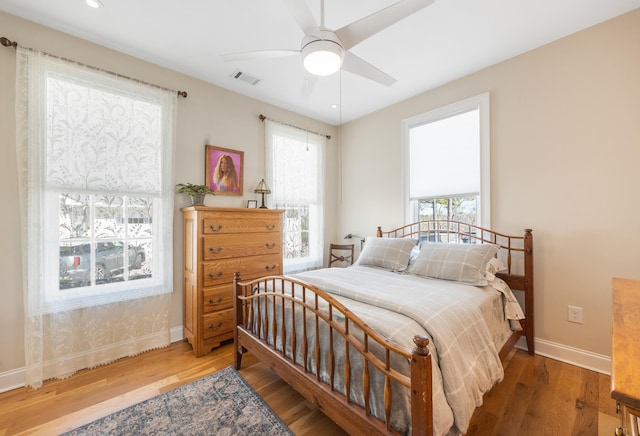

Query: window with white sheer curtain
<box><xmin>265</xmin><ymin>119</ymin><xmax>325</xmax><ymax>273</ymax></box>
<box><xmin>15</xmin><ymin>47</ymin><xmax>176</xmax><ymax>388</ymax></box>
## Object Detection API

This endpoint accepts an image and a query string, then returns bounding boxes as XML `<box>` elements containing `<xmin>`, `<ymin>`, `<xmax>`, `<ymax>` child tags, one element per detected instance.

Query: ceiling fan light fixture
<box><xmin>302</xmin><ymin>40</ymin><xmax>343</xmax><ymax>76</ymax></box>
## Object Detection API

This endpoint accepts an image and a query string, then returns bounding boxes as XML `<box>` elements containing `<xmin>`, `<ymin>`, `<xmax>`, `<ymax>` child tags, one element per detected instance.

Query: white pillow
<box><xmin>408</xmin><ymin>243</ymin><xmax>499</xmax><ymax>286</ymax></box>
<box><xmin>356</xmin><ymin>237</ymin><xmax>418</xmax><ymax>272</ymax></box>
<box><xmin>485</xmin><ymin>257</ymin><xmax>508</xmax><ymax>282</ymax></box>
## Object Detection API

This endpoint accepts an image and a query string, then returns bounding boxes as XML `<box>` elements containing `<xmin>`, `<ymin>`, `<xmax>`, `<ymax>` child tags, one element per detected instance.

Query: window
<box><xmin>265</xmin><ymin>120</ymin><xmax>325</xmax><ymax>273</ymax></box>
<box><xmin>20</xmin><ymin>52</ymin><xmax>176</xmax><ymax>313</ymax></box>
<box><xmin>403</xmin><ymin>93</ymin><xmax>490</xmax><ymax>228</ymax></box>
<box><xmin>418</xmin><ymin>196</ymin><xmax>478</xmax><ymax>224</ymax></box>
<box><xmin>16</xmin><ymin>46</ymin><xmax>176</xmax><ymax>388</ymax></box>
<box><xmin>58</xmin><ymin>194</ymin><xmax>152</xmax><ymax>290</ymax></box>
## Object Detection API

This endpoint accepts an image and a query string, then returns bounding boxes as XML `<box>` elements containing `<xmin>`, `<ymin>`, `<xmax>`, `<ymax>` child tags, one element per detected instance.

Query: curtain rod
<box><xmin>259</xmin><ymin>114</ymin><xmax>331</xmax><ymax>140</ymax></box>
<box><xmin>1</xmin><ymin>36</ymin><xmax>187</xmax><ymax>98</ymax></box>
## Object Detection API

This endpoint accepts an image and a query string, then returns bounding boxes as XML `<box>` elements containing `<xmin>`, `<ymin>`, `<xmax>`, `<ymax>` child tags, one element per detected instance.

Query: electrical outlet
<box><xmin>568</xmin><ymin>305</ymin><xmax>583</xmax><ymax>324</ymax></box>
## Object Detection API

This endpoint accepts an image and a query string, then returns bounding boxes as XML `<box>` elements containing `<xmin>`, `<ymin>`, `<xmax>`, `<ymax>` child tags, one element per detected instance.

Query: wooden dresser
<box><xmin>612</xmin><ymin>277</ymin><xmax>640</xmax><ymax>436</ymax></box>
<box><xmin>181</xmin><ymin>206</ymin><xmax>284</xmax><ymax>357</ymax></box>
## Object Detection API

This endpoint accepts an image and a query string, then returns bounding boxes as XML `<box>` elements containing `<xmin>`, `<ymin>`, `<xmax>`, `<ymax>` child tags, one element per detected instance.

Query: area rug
<box><xmin>62</xmin><ymin>366</ymin><xmax>292</xmax><ymax>435</ymax></box>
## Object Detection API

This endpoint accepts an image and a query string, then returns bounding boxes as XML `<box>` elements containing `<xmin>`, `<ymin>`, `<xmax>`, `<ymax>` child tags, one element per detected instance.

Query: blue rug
<box><xmin>63</xmin><ymin>366</ymin><xmax>292</xmax><ymax>435</ymax></box>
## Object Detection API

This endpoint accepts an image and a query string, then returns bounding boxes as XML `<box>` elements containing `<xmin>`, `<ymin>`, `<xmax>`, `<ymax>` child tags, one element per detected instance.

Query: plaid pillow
<box><xmin>408</xmin><ymin>243</ymin><xmax>498</xmax><ymax>286</ymax></box>
<box><xmin>355</xmin><ymin>237</ymin><xmax>418</xmax><ymax>272</ymax></box>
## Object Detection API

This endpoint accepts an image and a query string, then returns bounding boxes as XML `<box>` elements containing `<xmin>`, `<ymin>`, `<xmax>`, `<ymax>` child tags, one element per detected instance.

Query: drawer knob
<box><xmin>208</xmin><ymin>322</ymin><xmax>223</xmax><ymax>331</ymax></box>
<box><xmin>265</xmin><ymin>264</ymin><xmax>277</xmax><ymax>272</ymax></box>
<box><xmin>208</xmin><ymin>296</ymin><xmax>223</xmax><ymax>305</ymax></box>
<box><xmin>209</xmin><ymin>271</ymin><xmax>223</xmax><ymax>279</ymax></box>
<box><xmin>208</xmin><ymin>246</ymin><xmax>223</xmax><ymax>254</ymax></box>
<box><xmin>265</xmin><ymin>224</ymin><xmax>276</xmax><ymax>230</ymax></box>
<box><xmin>265</xmin><ymin>242</ymin><xmax>276</xmax><ymax>249</ymax></box>
<box><xmin>209</xmin><ymin>224</ymin><xmax>223</xmax><ymax>232</ymax></box>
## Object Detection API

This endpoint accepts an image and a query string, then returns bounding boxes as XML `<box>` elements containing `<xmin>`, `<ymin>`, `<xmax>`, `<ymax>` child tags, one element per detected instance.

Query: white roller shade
<box><xmin>409</xmin><ymin>108</ymin><xmax>479</xmax><ymax>199</ymax></box>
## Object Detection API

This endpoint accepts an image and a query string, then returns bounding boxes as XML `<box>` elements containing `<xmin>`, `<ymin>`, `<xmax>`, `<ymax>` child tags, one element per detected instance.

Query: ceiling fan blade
<box><xmin>335</xmin><ymin>0</ymin><xmax>434</xmax><ymax>50</ymax></box>
<box><xmin>282</xmin><ymin>0</ymin><xmax>321</xmax><ymax>37</ymax></box>
<box><xmin>221</xmin><ymin>49</ymin><xmax>300</xmax><ymax>62</ymax></box>
<box><xmin>342</xmin><ymin>51</ymin><xmax>397</xmax><ymax>87</ymax></box>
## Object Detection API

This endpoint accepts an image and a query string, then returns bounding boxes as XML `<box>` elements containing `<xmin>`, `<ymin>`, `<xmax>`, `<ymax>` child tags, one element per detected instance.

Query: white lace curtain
<box><xmin>265</xmin><ymin>119</ymin><xmax>325</xmax><ymax>272</ymax></box>
<box><xmin>15</xmin><ymin>47</ymin><xmax>176</xmax><ymax>388</ymax></box>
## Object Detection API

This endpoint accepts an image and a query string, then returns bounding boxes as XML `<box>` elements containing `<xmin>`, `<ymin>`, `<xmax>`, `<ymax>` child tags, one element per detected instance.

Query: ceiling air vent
<box><xmin>230</xmin><ymin>69</ymin><xmax>261</xmax><ymax>86</ymax></box>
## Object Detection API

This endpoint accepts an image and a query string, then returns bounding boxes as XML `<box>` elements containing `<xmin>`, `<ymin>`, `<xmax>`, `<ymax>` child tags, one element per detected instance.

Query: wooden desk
<box><xmin>612</xmin><ymin>278</ymin><xmax>640</xmax><ymax>436</ymax></box>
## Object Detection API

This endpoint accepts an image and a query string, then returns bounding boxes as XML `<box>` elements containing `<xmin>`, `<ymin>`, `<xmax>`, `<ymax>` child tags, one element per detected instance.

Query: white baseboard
<box><xmin>0</xmin><ymin>333</ymin><xmax>611</xmax><ymax>394</ymax></box>
<box><xmin>0</xmin><ymin>325</ymin><xmax>186</xmax><ymax>394</ymax></box>
<box><xmin>0</xmin><ymin>367</ymin><xmax>25</xmax><ymax>394</ymax></box>
<box><xmin>169</xmin><ymin>325</ymin><xmax>184</xmax><ymax>343</ymax></box>
<box><xmin>516</xmin><ymin>336</ymin><xmax>611</xmax><ymax>375</ymax></box>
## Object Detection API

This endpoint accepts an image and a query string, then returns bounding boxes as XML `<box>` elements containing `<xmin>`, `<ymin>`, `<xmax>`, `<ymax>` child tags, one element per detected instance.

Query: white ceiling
<box><xmin>0</xmin><ymin>0</ymin><xmax>638</xmax><ymax>125</ymax></box>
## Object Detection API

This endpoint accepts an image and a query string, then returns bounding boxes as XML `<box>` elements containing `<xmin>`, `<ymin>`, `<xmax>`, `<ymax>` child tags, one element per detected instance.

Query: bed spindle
<box><xmin>384</xmin><ymin>349</ymin><xmax>393</xmax><ymax>430</ymax></box>
<box><xmin>363</xmin><ymin>335</ymin><xmax>371</xmax><ymax>416</ymax></box>
<box><xmin>271</xmin><ymin>280</ymin><xmax>277</xmax><ymax>350</ymax></box>
<box><xmin>302</xmin><ymin>287</ymin><xmax>309</xmax><ymax>373</ymax></box>
<box><xmin>280</xmin><ymin>279</ymin><xmax>286</xmax><ymax>357</ymax></box>
<box><xmin>344</xmin><ymin>320</ymin><xmax>351</xmax><ymax>402</ymax></box>
<box><xmin>314</xmin><ymin>293</ymin><xmax>321</xmax><ymax>382</ymax></box>
<box><xmin>245</xmin><ymin>284</ymin><xmax>254</xmax><ymax>331</ymax></box>
<box><xmin>290</xmin><ymin>281</ymin><xmax>297</xmax><ymax>365</ymax></box>
<box><xmin>329</xmin><ymin>306</ymin><xmax>335</xmax><ymax>390</ymax></box>
<box><xmin>384</xmin><ymin>375</ymin><xmax>392</xmax><ymax>430</ymax></box>
<box><xmin>256</xmin><ymin>282</ymin><xmax>263</xmax><ymax>340</ymax></box>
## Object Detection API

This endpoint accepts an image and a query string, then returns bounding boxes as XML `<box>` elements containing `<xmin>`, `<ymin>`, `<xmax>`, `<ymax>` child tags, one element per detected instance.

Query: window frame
<box><xmin>402</xmin><ymin>92</ymin><xmax>491</xmax><ymax>227</ymax></box>
<box><xmin>47</xmin><ymin>192</ymin><xmax>164</xmax><ymax>312</ymax></box>
<box><xmin>26</xmin><ymin>58</ymin><xmax>175</xmax><ymax>314</ymax></box>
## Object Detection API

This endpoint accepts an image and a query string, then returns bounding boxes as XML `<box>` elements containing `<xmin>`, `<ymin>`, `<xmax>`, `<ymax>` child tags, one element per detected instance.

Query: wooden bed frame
<box><xmin>233</xmin><ymin>221</ymin><xmax>534</xmax><ymax>435</ymax></box>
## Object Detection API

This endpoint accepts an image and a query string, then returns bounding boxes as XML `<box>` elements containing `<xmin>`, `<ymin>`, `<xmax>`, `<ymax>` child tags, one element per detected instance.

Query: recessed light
<box><xmin>330</xmin><ymin>104</ymin><xmax>339</xmax><ymax>109</ymax></box>
<box><xmin>85</xmin><ymin>0</ymin><xmax>103</xmax><ymax>8</ymax></box>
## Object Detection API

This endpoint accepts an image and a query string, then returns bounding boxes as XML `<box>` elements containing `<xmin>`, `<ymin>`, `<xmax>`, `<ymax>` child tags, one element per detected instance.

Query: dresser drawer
<box><xmin>202</xmin><ymin>212</ymin><xmax>281</xmax><ymax>235</ymax></box>
<box><xmin>202</xmin><ymin>308</ymin><xmax>234</xmax><ymax>339</ymax></box>
<box><xmin>202</xmin><ymin>253</ymin><xmax>281</xmax><ymax>287</ymax></box>
<box><xmin>202</xmin><ymin>286</ymin><xmax>233</xmax><ymax>313</ymax></box>
<box><xmin>202</xmin><ymin>233</ymin><xmax>281</xmax><ymax>261</ymax></box>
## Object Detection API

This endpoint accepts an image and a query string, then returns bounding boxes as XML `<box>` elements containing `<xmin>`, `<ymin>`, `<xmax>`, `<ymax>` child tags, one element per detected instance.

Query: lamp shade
<box><xmin>254</xmin><ymin>179</ymin><xmax>271</xmax><ymax>194</ymax></box>
<box><xmin>302</xmin><ymin>40</ymin><xmax>343</xmax><ymax>76</ymax></box>
<box><xmin>254</xmin><ymin>179</ymin><xmax>271</xmax><ymax>209</ymax></box>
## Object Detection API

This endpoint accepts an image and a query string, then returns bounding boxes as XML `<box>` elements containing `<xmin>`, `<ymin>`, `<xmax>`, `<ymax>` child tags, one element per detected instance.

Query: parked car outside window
<box><xmin>59</xmin><ymin>242</ymin><xmax>146</xmax><ymax>288</ymax></box>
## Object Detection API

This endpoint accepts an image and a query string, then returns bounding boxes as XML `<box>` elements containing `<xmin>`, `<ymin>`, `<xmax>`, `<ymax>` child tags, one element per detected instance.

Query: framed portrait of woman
<box><xmin>205</xmin><ymin>145</ymin><xmax>244</xmax><ymax>196</ymax></box>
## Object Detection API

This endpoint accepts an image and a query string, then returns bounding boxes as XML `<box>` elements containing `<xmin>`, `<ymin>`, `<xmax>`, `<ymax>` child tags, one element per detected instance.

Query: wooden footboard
<box><xmin>233</xmin><ymin>274</ymin><xmax>433</xmax><ymax>435</ymax></box>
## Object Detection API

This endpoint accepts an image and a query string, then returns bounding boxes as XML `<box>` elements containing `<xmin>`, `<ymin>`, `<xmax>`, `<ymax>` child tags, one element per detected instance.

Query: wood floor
<box><xmin>0</xmin><ymin>340</ymin><xmax>620</xmax><ymax>435</ymax></box>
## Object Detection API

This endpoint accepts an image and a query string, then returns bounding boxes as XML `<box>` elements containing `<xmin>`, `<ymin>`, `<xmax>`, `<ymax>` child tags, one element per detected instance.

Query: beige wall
<box><xmin>0</xmin><ymin>11</ymin><xmax>339</xmax><ymax>374</ymax></box>
<box><xmin>339</xmin><ymin>9</ymin><xmax>640</xmax><ymax>359</ymax></box>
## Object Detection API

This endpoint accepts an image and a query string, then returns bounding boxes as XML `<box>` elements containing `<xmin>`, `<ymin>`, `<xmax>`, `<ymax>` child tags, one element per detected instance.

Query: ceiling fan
<box><xmin>223</xmin><ymin>0</ymin><xmax>434</xmax><ymax>87</ymax></box>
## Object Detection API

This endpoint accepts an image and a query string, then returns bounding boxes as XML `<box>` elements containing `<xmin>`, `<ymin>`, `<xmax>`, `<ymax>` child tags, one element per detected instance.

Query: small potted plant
<box><xmin>176</xmin><ymin>183</ymin><xmax>215</xmax><ymax>206</ymax></box>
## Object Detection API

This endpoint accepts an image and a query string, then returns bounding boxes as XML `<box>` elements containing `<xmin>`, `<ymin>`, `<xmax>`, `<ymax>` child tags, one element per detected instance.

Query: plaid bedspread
<box><xmin>291</xmin><ymin>266</ymin><xmax>507</xmax><ymax>435</ymax></box>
